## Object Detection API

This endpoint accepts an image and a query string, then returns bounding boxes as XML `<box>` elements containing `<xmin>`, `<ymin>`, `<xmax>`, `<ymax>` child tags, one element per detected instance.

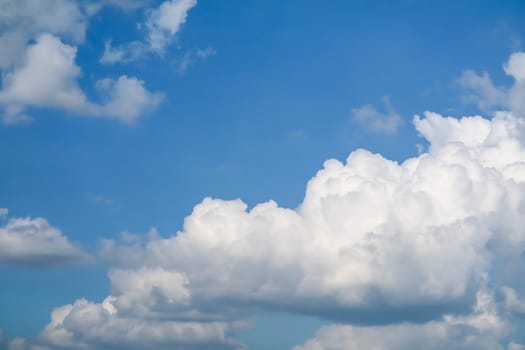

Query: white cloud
<box><xmin>0</xmin><ymin>208</ymin><xmax>8</xmax><ymax>218</ymax></box>
<box><xmin>293</xmin><ymin>292</ymin><xmax>520</xmax><ymax>350</ymax></box>
<box><xmin>174</xmin><ymin>47</ymin><xmax>216</xmax><ymax>74</ymax></box>
<box><xmin>30</xmin><ymin>298</ymin><xmax>243</xmax><ymax>350</ymax></box>
<box><xmin>14</xmin><ymin>105</ymin><xmax>525</xmax><ymax>348</ymax></box>
<box><xmin>352</xmin><ymin>96</ymin><xmax>403</xmax><ymax>134</ymax></box>
<box><xmin>501</xmin><ymin>286</ymin><xmax>525</xmax><ymax>316</ymax></box>
<box><xmin>146</xmin><ymin>0</ymin><xmax>197</xmax><ymax>54</ymax></box>
<box><xmin>0</xmin><ymin>0</ymin><xmax>88</xmax><ymax>69</ymax></box>
<box><xmin>0</xmin><ymin>34</ymin><xmax>92</xmax><ymax>114</ymax></box>
<box><xmin>99</xmin><ymin>39</ymin><xmax>146</xmax><ymax>65</ymax></box>
<box><xmin>1</xmin><ymin>104</ymin><xmax>33</xmax><ymax>125</ymax></box>
<box><xmin>0</xmin><ymin>215</ymin><xmax>90</xmax><ymax>267</ymax></box>
<box><xmin>0</xmin><ymin>1</ymin><xmax>165</xmax><ymax>125</ymax></box>
<box><xmin>95</xmin><ymin>75</ymin><xmax>164</xmax><ymax>123</ymax></box>
<box><xmin>459</xmin><ymin>51</ymin><xmax>525</xmax><ymax>117</ymax></box>
<box><xmin>101</xmin><ymin>0</ymin><xmax>198</xmax><ymax>64</ymax></box>
<box><xmin>0</xmin><ymin>34</ymin><xmax>163</xmax><ymax>124</ymax></box>
<box><xmin>8</xmin><ymin>97</ymin><xmax>525</xmax><ymax>348</ymax></box>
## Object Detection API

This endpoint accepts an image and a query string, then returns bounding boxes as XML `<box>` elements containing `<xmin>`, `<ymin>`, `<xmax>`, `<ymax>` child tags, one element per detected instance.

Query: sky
<box><xmin>1</xmin><ymin>0</ymin><xmax>525</xmax><ymax>349</ymax></box>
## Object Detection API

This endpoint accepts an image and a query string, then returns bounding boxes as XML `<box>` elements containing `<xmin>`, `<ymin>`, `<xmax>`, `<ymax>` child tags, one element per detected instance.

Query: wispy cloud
<box><xmin>351</xmin><ymin>96</ymin><xmax>403</xmax><ymax>134</ymax></box>
<box><xmin>459</xmin><ymin>51</ymin><xmax>525</xmax><ymax>117</ymax></box>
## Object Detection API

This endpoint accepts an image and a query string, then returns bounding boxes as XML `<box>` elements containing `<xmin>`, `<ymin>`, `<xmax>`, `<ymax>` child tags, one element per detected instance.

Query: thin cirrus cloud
<box><xmin>11</xmin><ymin>51</ymin><xmax>525</xmax><ymax>350</ymax></box>
<box><xmin>0</xmin><ymin>212</ymin><xmax>91</xmax><ymax>268</ymax></box>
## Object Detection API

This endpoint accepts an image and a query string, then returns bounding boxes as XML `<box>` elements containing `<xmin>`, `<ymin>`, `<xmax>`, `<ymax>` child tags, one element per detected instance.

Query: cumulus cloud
<box><xmin>100</xmin><ymin>0</ymin><xmax>198</xmax><ymax>64</ymax></box>
<box><xmin>13</xmin><ymin>98</ymin><xmax>525</xmax><ymax>348</ymax></box>
<box><xmin>0</xmin><ymin>34</ymin><xmax>162</xmax><ymax>124</ymax></box>
<box><xmin>0</xmin><ymin>0</ymin><xmax>163</xmax><ymax>125</ymax></box>
<box><xmin>0</xmin><ymin>0</ymin><xmax>88</xmax><ymax>69</ymax></box>
<box><xmin>0</xmin><ymin>0</ymin><xmax>150</xmax><ymax>69</ymax></box>
<box><xmin>30</xmin><ymin>298</ymin><xmax>243</xmax><ymax>350</ymax></box>
<box><xmin>293</xmin><ymin>290</ymin><xmax>521</xmax><ymax>350</ymax></box>
<box><xmin>459</xmin><ymin>51</ymin><xmax>525</xmax><ymax>117</ymax></box>
<box><xmin>94</xmin><ymin>112</ymin><xmax>525</xmax><ymax>327</ymax></box>
<box><xmin>351</xmin><ymin>96</ymin><xmax>403</xmax><ymax>134</ymax></box>
<box><xmin>0</xmin><ymin>215</ymin><xmax>90</xmax><ymax>267</ymax></box>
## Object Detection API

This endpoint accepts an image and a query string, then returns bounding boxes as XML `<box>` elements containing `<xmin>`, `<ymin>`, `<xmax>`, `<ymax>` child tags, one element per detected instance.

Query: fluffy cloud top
<box><xmin>0</xmin><ymin>0</ymin><xmax>88</xmax><ymax>69</ymax></box>
<box><xmin>9</xmin><ymin>52</ymin><xmax>525</xmax><ymax>349</ymax></box>
<box><xmin>15</xmin><ymin>100</ymin><xmax>525</xmax><ymax>348</ymax></box>
<box><xmin>0</xmin><ymin>0</ymin><xmax>169</xmax><ymax>125</ymax></box>
<box><xmin>0</xmin><ymin>34</ymin><xmax>163</xmax><ymax>124</ymax></box>
<box><xmin>0</xmin><ymin>214</ymin><xmax>90</xmax><ymax>267</ymax></box>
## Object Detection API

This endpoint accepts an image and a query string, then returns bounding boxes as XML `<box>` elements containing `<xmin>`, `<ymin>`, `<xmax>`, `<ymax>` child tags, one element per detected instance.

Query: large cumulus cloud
<box><xmin>9</xmin><ymin>51</ymin><xmax>525</xmax><ymax>350</ymax></box>
<box><xmin>12</xmin><ymin>105</ymin><xmax>525</xmax><ymax>348</ymax></box>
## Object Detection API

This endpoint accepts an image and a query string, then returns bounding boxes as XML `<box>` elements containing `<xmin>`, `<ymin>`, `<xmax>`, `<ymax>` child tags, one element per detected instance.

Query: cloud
<box><xmin>0</xmin><ymin>34</ymin><xmax>162</xmax><ymax>124</ymax></box>
<box><xmin>0</xmin><ymin>208</ymin><xmax>8</xmax><ymax>218</ymax></box>
<box><xmin>94</xmin><ymin>75</ymin><xmax>164</xmax><ymax>123</ymax></box>
<box><xmin>293</xmin><ymin>290</ymin><xmax>520</xmax><ymax>350</ymax></box>
<box><xmin>100</xmin><ymin>0</ymin><xmax>198</xmax><ymax>65</ymax></box>
<box><xmin>0</xmin><ymin>215</ymin><xmax>90</xmax><ymax>267</ymax></box>
<box><xmin>9</xmin><ymin>52</ymin><xmax>525</xmax><ymax>350</ymax></box>
<box><xmin>351</xmin><ymin>96</ymin><xmax>403</xmax><ymax>134</ymax></box>
<box><xmin>459</xmin><ymin>51</ymin><xmax>525</xmax><ymax>117</ymax></box>
<box><xmin>0</xmin><ymin>0</ymin><xmax>89</xmax><ymax>69</ymax></box>
<box><xmin>99</xmin><ymin>39</ymin><xmax>146</xmax><ymax>65</ymax></box>
<box><xmin>146</xmin><ymin>0</ymin><xmax>198</xmax><ymax>54</ymax></box>
<box><xmin>174</xmin><ymin>47</ymin><xmax>216</xmax><ymax>74</ymax></box>
<box><xmin>0</xmin><ymin>1</ymin><xmax>164</xmax><ymax>125</ymax></box>
<box><xmin>30</xmin><ymin>298</ymin><xmax>243</xmax><ymax>350</ymax></box>
<box><xmin>13</xmin><ymin>99</ymin><xmax>525</xmax><ymax>348</ymax></box>
<box><xmin>94</xmin><ymin>110</ymin><xmax>525</xmax><ymax>325</ymax></box>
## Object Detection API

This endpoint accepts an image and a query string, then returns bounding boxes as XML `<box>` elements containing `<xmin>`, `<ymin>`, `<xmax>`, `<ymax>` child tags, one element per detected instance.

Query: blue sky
<box><xmin>1</xmin><ymin>1</ymin><xmax>525</xmax><ymax>349</ymax></box>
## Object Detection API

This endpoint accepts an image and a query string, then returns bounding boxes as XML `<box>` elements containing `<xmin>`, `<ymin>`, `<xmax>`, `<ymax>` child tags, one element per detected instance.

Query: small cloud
<box><xmin>99</xmin><ymin>39</ymin><xmax>146</xmax><ymax>65</ymax></box>
<box><xmin>351</xmin><ymin>96</ymin><xmax>403</xmax><ymax>134</ymax></box>
<box><xmin>86</xmin><ymin>193</ymin><xmax>119</xmax><ymax>212</ymax></box>
<box><xmin>0</xmin><ymin>104</ymin><xmax>34</xmax><ymax>126</ymax></box>
<box><xmin>195</xmin><ymin>46</ymin><xmax>216</xmax><ymax>59</ymax></box>
<box><xmin>174</xmin><ymin>47</ymin><xmax>216</xmax><ymax>74</ymax></box>
<box><xmin>287</xmin><ymin>129</ymin><xmax>308</xmax><ymax>142</ymax></box>
<box><xmin>100</xmin><ymin>0</ymin><xmax>199</xmax><ymax>65</ymax></box>
<box><xmin>458</xmin><ymin>51</ymin><xmax>525</xmax><ymax>117</ymax></box>
<box><xmin>0</xmin><ymin>216</ymin><xmax>91</xmax><ymax>268</ymax></box>
<box><xmin>146</xmin><ymin>0</ymin><xmax>198</xmax><ymax>54</ymax></box>
<box><xmin>511</xmin><ymin>38</ymin><xmax>522</xmax><ymax>51</ymax></box>
<box><xmin>0</xmin><ymin>208</ymin><xmax>8</xmax><ymax>219</ymax></box>
<box><xmin>0</xmin><ymin>34</ymin><xmax>163</xmax><ymax>125</ymax></box>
